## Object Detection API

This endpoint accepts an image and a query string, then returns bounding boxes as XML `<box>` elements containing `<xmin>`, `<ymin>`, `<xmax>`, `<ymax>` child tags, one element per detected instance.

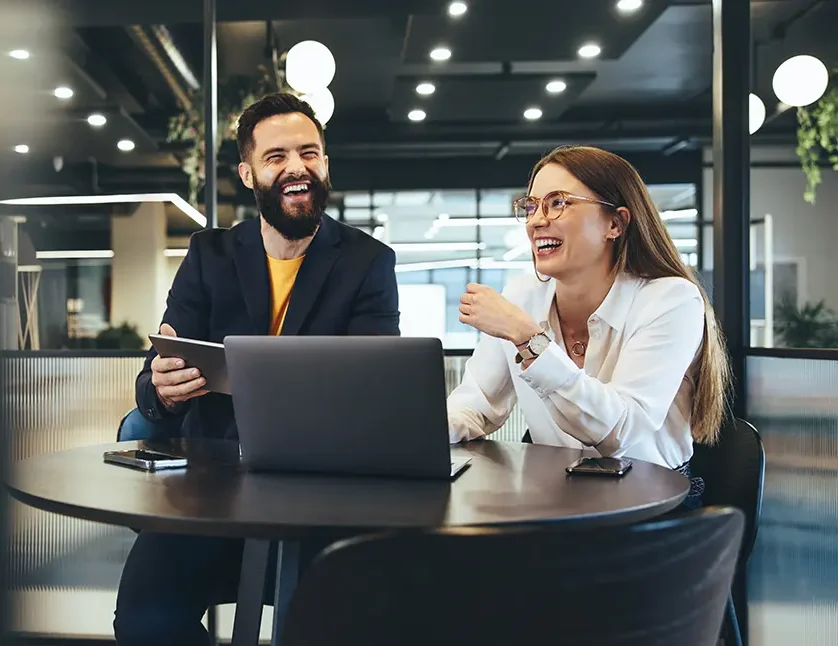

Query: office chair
<box><xmin>281</xmin><ymin>507</ymin><xmax>744</xmax><ymax>646</ymax></box>
<box><xmin>691</xmin><ymin>418</ymin><xmax>765</xmax><ymax>646</ymax></box>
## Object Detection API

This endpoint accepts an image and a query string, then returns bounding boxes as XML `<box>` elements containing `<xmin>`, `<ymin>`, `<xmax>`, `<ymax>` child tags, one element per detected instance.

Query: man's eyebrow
<box><xmin>260</xmin><ymin>143</ymin><xmax>321</xmax><ymax>159</ymax></box>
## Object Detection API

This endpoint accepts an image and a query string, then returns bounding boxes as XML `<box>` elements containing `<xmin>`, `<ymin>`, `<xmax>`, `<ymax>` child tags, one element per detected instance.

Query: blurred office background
<box><xmin>0</xmin><ymin>0</ymin><xmax>836</xmax><ymax>643</ymax></box>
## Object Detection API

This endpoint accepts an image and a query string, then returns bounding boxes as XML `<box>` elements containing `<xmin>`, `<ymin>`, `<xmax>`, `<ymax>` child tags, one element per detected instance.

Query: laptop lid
<box><xmin>224</xmin><ymin>336</ymin><xmax>453</xmax><ymax>479</ymax></box>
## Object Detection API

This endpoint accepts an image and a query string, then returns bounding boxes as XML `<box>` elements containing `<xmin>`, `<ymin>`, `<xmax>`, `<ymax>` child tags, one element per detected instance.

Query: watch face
<box><xmin>529</xmin><ymin>333</ymin><xmax>551</xmax><ymax>354</ymax></box>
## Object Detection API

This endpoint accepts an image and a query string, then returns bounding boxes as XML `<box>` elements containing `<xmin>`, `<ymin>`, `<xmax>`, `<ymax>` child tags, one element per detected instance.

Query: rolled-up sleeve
<box><xmin>519</xmin><ymin>280</ymin><xmax>705</xmax><ymax>454</ymax></box>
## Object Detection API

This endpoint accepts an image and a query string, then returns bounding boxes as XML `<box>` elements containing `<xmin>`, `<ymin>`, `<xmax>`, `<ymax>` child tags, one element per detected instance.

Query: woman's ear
<box><xmin>612</xmin><ymin>206</ymin><xmax>631</xmax><ymax>238</ymax></box>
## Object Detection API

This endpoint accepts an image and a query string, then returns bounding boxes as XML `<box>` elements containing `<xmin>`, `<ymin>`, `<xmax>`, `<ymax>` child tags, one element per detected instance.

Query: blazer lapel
<box><xmin>232</xmin><ymin>218</ymin><xmax>272</xmax><ymax>334</ymax></box>
<box><xmin>281</xmin><ymin>215</ymin><xmax>342</xmax><ymax>336</ymax></box>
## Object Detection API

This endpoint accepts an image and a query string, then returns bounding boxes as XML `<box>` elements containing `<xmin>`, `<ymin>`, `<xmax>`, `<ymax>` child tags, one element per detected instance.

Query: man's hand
<box><xmin>150</xmin><ymin>323</ymin><xmax>209</xmax><ymax>409</ymax></box>
<box><xmin>458</xmin><ymin>283</ymin><xmax>541</xmax><ymax>344</ymax></box>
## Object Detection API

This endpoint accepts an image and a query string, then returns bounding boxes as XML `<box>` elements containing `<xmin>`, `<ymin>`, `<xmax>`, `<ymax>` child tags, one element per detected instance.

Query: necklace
<box><xmin>553</xmin><ymin>298</ymin><xmax>588</xmax><ymax>358</ymax></box>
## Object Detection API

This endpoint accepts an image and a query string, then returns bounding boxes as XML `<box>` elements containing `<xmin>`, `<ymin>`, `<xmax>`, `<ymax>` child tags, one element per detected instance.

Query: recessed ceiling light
<box><xmin>546</xmin><ymin>79</ymin><xmax>567</xmax><ymax>94</ymax></box>
<box><xmin>523</xmin><ymin>107</ymin><xmax>543</xmax><ymax>120</ymax></box>
<box><xmin>87</xmin><ymin>113</ymin><xmax>107</xmax><ymax>127</ymax></box>
<box><xmin>9</xmin><ymin>49</ymin><xmax>29</xmax><ymax>60</ymax></box>
<box><xmin>616</xmin><ymin>0</ymin><xmax>643</xmax><ymax>12</ymax></box>
<box><xmin>430</xmin><ymin>47</ymin><xmax>451</xmax><ymax>62</ymax></box>
<box><xmin>448</xmin><ymin>1</ymin><xmax>468</xmax><ymax>17</ymax></box>
<box><xmin>117</xmin><ymin>139</ymin><xmax>135</xmax><ymax>152</ymax></box>
<box><xmin>54</xmin><ymin>86</ymin><xmax>74</xmax><ymax>99</ymax></box>
<box><xmin>14</xmin><ymin>144</ymin><xmax>29</xmax><ymax>154</ymax></box>
<box><xmin>578</xmin><ymin>43</ymin><xmax>602</xmax><ymax>59</ymax></box>
<box><xmin>408</xmin><ymin>109</ymin><xmax>427</xmax><ymax>122</ymax></box>
<box><xmin>416</xmin><ymin>82</ymin><xmax>436</xmax><ymax>95</ymax></box>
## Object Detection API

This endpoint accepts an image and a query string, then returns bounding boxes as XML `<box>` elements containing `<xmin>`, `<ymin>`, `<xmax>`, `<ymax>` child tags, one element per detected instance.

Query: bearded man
<box><xmin>114</xmin><ymin>92</ymin><xmax>400</xmax><ymax>646</ymax></box>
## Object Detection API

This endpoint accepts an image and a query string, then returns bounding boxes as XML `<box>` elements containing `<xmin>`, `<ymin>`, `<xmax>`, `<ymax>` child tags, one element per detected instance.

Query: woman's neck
<box><xmin>554</xmin><ymin>266</ymin><xmax>617</xmax><ymax>332</ymax></box>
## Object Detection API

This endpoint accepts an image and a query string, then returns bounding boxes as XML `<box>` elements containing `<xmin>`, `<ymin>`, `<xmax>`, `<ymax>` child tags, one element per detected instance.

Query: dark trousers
<box><xmin>113</xmin><ymin>532</ymin><xmax>322</xmax><ymax>646</ymax></box>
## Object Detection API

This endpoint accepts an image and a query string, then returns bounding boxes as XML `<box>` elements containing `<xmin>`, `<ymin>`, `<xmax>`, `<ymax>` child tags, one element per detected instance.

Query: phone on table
<box><xmin>566</xmin><ymin>456</ymin><xmax>633</xmax><ymax>477</ymax></box>
<box><xmin>103</xmin><ymin>449</ymin><xmax>188</xmax><ymax>472</ymax></box>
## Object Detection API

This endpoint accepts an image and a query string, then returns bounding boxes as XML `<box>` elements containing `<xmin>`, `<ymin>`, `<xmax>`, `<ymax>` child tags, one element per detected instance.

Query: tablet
<box><xmin>148</xmin><ymin>334</ymin><xmax>230</xmax><ymax>395</ymax></box>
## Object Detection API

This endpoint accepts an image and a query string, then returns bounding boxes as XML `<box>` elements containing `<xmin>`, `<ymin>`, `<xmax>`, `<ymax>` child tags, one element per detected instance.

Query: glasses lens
<box><xmin>514</xmin><ymin>198</ymin><xmax>537</xmax><ymax>221</ymax></box>
<box><xmin>545</xmin><ymin>192</ymin><xmax>567</xmax><ymax>218</ymax></box>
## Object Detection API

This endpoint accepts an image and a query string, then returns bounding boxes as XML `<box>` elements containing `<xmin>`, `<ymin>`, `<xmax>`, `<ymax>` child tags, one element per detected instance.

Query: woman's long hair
<box><xmin>527</xmin><ymin>145</ymin><xmax>731</xmax><ymax>444</ymax></box>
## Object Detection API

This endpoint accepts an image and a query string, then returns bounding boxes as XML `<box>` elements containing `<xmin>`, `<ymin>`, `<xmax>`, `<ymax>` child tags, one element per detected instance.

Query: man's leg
<box><xmin>114</xmin><ymin>532</ymin><xmax>242</xmax><ymax>646</ymax></box>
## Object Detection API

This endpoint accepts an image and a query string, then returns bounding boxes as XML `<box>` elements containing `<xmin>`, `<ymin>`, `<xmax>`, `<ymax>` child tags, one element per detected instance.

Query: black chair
<box><xmin>281</xmin><ymin>507</ymin><xmax>744</xmax><ymax>646</ymax></box>
<box><xmin>690</xmin><ymin>418</ymin><xmax>765</xmax><ymax>646</ymax></box>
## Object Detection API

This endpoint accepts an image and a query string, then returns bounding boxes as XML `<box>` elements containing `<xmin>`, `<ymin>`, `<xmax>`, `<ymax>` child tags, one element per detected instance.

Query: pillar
<box><xmin>110</xmin><ymin>202</ymin><xmax>168</xmax><ymax>348</ymax></box>
<box><xmin>0</xmin><ymin>216</ymin><xmax>18</xmax><ymax>350</ymax></box>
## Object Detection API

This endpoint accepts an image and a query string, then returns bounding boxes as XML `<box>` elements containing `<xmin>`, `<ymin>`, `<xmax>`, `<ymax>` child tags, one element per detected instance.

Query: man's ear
<box><xmin>238</xmin><ymin>162</ymin><xmax>254</xmax><ymax>190</ymax></box>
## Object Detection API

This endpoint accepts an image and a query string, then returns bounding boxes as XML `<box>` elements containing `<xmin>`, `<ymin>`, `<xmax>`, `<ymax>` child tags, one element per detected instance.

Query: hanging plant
<box><xmin>167</xmin><ymin>71</ymin><xmax>275</xmax><ymax>206</ymax></box>
<box><xmin>796</xmin><ymin>69</ymin><xmax>838</xmax><ymax>204</ymax></box>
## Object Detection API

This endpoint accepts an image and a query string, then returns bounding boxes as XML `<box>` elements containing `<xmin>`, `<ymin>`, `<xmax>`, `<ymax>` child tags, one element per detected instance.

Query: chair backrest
<box><xmin>690</xmin><ymin>417</ymin><xmax>765</xmax><ymax>562</ymax></box>
<box><xmin>116</xmin><ymin>408</ymin><xmax>183</xmax><ymax>442</ymax></box>
<box><xmin>282</xmin><ymin>507</ymin><xmax>744</xmax><ymax>646</ymax></box>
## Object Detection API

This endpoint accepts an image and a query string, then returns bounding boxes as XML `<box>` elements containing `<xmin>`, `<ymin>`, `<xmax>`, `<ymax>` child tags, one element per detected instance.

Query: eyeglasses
<box><xmin>512</xmin><ymin>190</ymin><xmax>617</xmax><ymax>223</ymax></box>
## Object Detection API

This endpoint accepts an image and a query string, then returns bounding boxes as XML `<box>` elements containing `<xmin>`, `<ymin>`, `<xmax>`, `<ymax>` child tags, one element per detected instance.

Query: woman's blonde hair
<box><xmin>527</xmin><ymin>145</ymin><xmax>731</xmax><ymax>444</ymax></box>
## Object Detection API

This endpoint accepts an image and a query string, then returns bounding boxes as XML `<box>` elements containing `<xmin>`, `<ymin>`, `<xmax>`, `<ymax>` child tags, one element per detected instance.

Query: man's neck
<box><xmin>553</xmin><ymin>264</ymin><xmax>617</xmax><ymax>333</ymax></box>
<box><xmin>260</xmin><ymin>216</ymin><xmax>317</xmax><ymax>260</ymax></box>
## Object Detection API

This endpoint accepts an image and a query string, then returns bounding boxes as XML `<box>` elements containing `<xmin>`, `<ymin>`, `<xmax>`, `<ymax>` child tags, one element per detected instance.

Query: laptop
<box><xmin>223</xmin><ymin>336</ymin><xmax>471</xmax><ymax>480</ymax></box>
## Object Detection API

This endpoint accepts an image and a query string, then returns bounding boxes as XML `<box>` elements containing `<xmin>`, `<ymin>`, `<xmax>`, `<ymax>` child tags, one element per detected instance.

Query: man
<box><xmin>114</xmin><ymin>93</ymin><xmax>400</xmax><ymax>646</ymax></box>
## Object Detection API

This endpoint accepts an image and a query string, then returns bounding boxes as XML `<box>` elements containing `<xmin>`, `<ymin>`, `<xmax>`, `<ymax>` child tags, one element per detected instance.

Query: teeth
<box><xmin>535</xmin><ymin>238</ymin><xmax>562</xmax><ymax>250</ymax></box>
<box><xmin>282</xmin><ymin>183</ymin><xmax>310</xmax><ymax>194</ymax></box>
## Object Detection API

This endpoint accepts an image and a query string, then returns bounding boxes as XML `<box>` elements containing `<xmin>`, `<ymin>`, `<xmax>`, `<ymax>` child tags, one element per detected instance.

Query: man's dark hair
<box><xmin>236</xmin><ymin>92</ymin><xmax>325</xmax><ymax>162</ymax></box>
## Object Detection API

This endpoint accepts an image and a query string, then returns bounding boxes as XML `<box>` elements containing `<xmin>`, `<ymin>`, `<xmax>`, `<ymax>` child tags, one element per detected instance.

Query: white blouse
<box><xmin>447</xmin><ymin>272</ymin><xmax>706</xmax><ymax>469</ymax></box>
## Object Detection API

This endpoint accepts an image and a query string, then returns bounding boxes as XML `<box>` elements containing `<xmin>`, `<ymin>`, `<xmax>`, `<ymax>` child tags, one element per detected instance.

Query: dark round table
<box><xmin>8</xmin><ymin>438</ymin><xmax>688</xmax><ymax>645</ymax></box>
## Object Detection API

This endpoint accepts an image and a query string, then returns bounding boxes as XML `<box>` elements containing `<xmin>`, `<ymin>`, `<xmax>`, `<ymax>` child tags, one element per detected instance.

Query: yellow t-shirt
<box><xmin>267</xmin><ymin>255</ymin><xmax>305</xmax><ymax>335</ymax></box>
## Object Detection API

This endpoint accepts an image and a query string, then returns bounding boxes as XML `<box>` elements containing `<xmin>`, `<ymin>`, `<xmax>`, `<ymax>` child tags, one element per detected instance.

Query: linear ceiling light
<box><xmin>390</xmin><ymin>242</ymin><xmax>485</xmax><ymax>252</ymax></box>
<box><xmin>395</xmin><ymin>257</ymin><xmax>532</xmax><ymax>273</ymax></box>
<box><xmin>0</xmin><ymin>193</ymin><xmax>207</xmax><ymax>227</ymax></box>
<box><xmin>36</xmin><ymin>250</ymin><xmax>114</xmax><ymax>260</ymax></box>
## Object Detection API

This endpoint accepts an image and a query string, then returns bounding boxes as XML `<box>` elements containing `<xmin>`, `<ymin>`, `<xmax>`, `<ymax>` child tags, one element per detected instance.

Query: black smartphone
<box><xmin>103</xmin><ymin>449</ymin><xmax>188</xmax><ymax>472</ymax></box>
<box><xmin>566</xmin><ymin>456</ymin><xmax>633</xmax><ymax>477</ymax></box>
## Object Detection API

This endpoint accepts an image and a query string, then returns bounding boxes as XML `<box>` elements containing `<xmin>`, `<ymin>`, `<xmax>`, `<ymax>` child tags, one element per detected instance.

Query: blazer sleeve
<box><xmin>346</xmin><ymin>246</ymin><xmax>401</xmax><ymax>336</ymax></box>
<box><xmin>136</xmin><ymin>233</ymin><xmax>211</xmax><ymax>423</ymax></box>
<box><xmin>518</xmin><ymin>279</ymin><xmax>705</xmax><ymax>455</ymax></box>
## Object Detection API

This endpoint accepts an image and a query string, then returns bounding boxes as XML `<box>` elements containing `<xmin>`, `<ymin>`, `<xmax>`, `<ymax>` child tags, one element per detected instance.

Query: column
<box><xmin>110</xmin><ymin>202</ymin><xmax>168</xmax><ymax>348</ymax></box>
<box><xmin>0</xmin><ymin>216</ymin><xmax>18</xmax><ymax>350</ymax></box>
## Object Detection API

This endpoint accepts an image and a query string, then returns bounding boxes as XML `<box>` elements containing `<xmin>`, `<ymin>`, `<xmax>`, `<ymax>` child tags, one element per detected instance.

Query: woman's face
<box><xmin>526</xmin><ymin>163</ymin><xmax>622</xmax><ymax>281</ymax></box>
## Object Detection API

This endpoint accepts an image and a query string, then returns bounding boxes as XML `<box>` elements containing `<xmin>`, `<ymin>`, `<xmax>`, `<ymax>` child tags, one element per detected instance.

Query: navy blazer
<box><xmin>136</xmin><ymin>214</ymin><xmax>400</xmax><ymax>440</ymax></box>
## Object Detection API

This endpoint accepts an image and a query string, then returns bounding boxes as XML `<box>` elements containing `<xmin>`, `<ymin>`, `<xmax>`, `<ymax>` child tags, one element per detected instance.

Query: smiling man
<box><xmin>114</xmin><ymin>93</ymin><xmax>400</xmax><ymax>646</ymax></box>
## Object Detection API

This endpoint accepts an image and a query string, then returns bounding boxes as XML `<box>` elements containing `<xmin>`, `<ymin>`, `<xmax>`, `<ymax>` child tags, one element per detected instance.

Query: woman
<box><xmin>448</xmin><ymin>146</ymin><xmax>729</xmax><ymax>504</ymax></box>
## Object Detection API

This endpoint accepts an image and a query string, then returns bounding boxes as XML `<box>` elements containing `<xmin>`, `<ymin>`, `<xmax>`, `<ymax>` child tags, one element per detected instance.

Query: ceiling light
<box><xmin>117</xmin><ymin>139</ymin><xmax>135</xmax><ymax>152</ymax></box>
<box><xmin>416</xmin><ymin>82</ymin><xmax>436</xmax><ymax>95</ymax></box>
<box><xmin>546</xmin><ymin>80</ymin><xmax>567</xmax><ymax>94</ymax></box>
<box><xmin>0</xmin><ymin>193</ymin><xmax>206</xmax><ymax>227</ymax></box>
<box><xmin>87</xmin><ymin>113</ymin><xmax>107</xmax><ymax>127</ymax></box>
<box><xmin>616</xmin><ymin>0</ymin><xmax>643</xmax><ymax>13</ymax></box>
<box><xmin>430</xmin><ymin>47</ymin><xmax>452</xmax><ymax>62</ymax></box>
<box><xmin>36</xmin><ymin>250</ymin><xmax>115</xmax><ymax>260</ymax></box>
<box><xmin>54</xmin><ymin>86</ymin><xmax>74</xmax><ymax>99</ymax></box>
<box><xmin>772</xmin><ymin>55</ymin><xmax>829</xmax><ymax>107</ymax></box>
<box><xmin>285</xmin><ymin>40</ymin><xmax>336</xmax><ymax>94</ymax></box>
<box><xmin>523</xmin><ymin>107</ymin><xmax>543</xmax><ymax>120</ymax></box>
<box><xmin>408</xmin><ymin>109</ymin><xmax>427</xmax><ymax>122</ymax></box>
<box><xmin>660</xmin><ymin>208</ymin><xmax>698</xmax><ymax>221</ymax></box>
<box><xmin>9</xmin><ymin>49</ymin><xmax>29</xmax><ymax>60</ymax></box>
<box><xmin>300</xmin><ymin>88</ymin><xmax>335</xmax><ymax>125</ymax></box>
<box><xmin>434</xmin><ymin>217</ymin><xmax>518</xmax><ymax>227</ymax></box>
<box><xmin>389</xmin><ymin>242</ymin><xmax>485</xmax><ymax>252</ymax></box>
<box><xmin>448</xmin><ymin>1</ymin><xmax>467</xmax><ymax>17</ymax></box>
<box><xmin>14</xmin><ymin>144</ymin><xmax>29</xmax><ymax>154</ymax></box>
<box><xmin>578</xmin><ymin>43</ymin><xmax>602</xmax><ymax>59</ymax></box>
<box><xmin>749</xmin><ymin>93</ymin><xmax>766</xmax><ymax>135</ymax></box>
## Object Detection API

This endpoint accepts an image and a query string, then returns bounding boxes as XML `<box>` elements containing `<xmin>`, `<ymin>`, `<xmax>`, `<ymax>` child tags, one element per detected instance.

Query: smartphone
<box><xmin>103</xmin><ymin>449</ymin><xmax>188</xmax><ymax>472</ymax></box>
<box><xmin>566</xmin><ymin>456</ymin><xmax>633</xmax><ymax>477</ymax></box>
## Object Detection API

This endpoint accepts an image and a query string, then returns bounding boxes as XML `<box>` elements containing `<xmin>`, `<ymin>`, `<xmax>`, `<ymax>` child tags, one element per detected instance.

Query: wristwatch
<box><xmin>515</xmin><ymin>331</ymin><xmax>551</xmax><ymax>364</ymax></box>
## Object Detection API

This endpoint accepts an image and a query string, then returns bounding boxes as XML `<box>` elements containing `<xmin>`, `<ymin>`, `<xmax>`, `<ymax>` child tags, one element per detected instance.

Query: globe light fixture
<box><xmin>285</xmin><ymin>40</ymin><xmax>336</xmax><ymax>94</ymax></box>
<box><xmin>772</xmin><ymin>55</ymin><xmax>829</xmax><ymax>107</ymax></box>
<box><xmin>748</xmin><ymin>94</ymin><xmax>765</xmax><ymax>135</ymax></box>
<box><xmin>300</xmin><ymin>88</ymin><xmax>335</xmax><ymax>125</ymax></box>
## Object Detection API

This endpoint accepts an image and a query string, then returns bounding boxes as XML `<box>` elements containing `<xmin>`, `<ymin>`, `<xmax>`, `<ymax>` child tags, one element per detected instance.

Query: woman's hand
<box><xmin>459</xmin><ymin>283</ymin><xmax>542</xmax><ymax>344</ymax></box>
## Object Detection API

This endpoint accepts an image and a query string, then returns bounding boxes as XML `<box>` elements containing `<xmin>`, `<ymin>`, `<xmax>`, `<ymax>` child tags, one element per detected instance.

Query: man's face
<box><xmin>238</xmin><ymin>112</ymin><xmax>330</xmax><ymax>240</ymax></box>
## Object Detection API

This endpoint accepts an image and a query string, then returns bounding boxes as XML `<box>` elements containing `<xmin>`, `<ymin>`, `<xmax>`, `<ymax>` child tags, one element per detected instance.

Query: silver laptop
<box><xmin>223</xmin><ymin>336</ymin><xmax>471</xmax><ymax>479</ymax></box>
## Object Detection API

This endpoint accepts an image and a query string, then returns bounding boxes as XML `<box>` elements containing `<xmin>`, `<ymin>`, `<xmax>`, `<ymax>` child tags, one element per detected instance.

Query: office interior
<box><xmin>0</xmin><ymin>0</ymin><xmax>836</xmax><ymax>643</ymax></box>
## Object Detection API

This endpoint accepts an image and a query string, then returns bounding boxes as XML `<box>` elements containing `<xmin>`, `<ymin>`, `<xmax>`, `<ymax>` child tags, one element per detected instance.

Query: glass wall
<box><xmin>343</xmin><ymin>183</ymin><xmax>700</xmax><ymax>349</ymax></box>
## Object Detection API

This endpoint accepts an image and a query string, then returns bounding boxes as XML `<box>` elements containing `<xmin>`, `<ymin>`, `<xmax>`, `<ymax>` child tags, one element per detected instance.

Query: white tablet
<box><xmin>148</xmin><ymin>334</ymin><xmax>230</xmax><ymax>395</ymax></box>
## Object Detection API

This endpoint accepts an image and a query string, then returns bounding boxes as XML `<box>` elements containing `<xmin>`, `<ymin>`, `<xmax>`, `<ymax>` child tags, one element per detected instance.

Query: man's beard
<box><xmin>253</xmin><ymin>172</ymin><xmax>331</xmax><ymax>241</ymax></box>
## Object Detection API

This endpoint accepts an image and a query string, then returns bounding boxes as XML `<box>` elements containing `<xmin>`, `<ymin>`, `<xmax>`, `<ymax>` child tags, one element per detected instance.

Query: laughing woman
<box><xmin>447</xmin><ymin>146</ymin><xmax>730</xmax><ymax>507</ymax></box>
